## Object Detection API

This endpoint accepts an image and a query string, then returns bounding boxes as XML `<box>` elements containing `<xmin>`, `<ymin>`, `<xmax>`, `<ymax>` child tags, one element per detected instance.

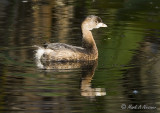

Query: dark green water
<box><xmin>0</xmin><ymin>0</ymin><xmax>160</xmax><ymax>113</ymax></box>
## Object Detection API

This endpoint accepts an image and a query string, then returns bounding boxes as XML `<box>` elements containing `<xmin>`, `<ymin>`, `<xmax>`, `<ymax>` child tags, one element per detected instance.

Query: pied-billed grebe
<box><xmin>35</xmin><ymin>15</ymin><xmax>107</xmax><ymax>61</ymax></box>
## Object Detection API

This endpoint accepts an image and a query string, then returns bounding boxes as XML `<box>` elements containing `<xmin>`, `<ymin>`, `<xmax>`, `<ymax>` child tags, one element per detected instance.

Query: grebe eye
<box><xmin>95</xmin><ymin>20</ymin><xmax>98</xmax><ymax>24</ymax></box>
<box><xmin>97</xmin><ymin>17</ymin><xmax>102</xmax><ymax>23</ymax></box>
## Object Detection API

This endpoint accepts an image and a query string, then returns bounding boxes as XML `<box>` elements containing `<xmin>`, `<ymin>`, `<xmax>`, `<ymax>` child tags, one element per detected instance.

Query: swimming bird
<box><xmin>35</xmin><ymin>15</ymin><xmax>107</xmax><ymax>62</ymax></box>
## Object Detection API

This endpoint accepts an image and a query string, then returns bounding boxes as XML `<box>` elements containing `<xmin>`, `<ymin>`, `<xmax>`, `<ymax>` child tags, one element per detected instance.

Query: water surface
<box><xmin>0</xmin><ymin>0</ymin><xmax>160</xmax><ymax>113</ymax></box>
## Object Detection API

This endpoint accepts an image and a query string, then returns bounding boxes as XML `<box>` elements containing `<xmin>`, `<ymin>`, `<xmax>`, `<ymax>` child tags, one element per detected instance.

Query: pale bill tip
<box><xmin>102</xmin><ymin>23</ymin><xmax>107</xmax><ymax>27</ymax></box>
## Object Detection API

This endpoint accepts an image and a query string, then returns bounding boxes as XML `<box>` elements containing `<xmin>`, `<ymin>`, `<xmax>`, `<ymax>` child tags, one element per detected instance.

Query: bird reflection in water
<box><xmin>80</xmin><ymin>60</ymin><xmax>106</xmax><ymax>97</ymax></box>
<box><xmin>35</xmin><ymin>59</ymin><xmax>106</xmax><ymax>97</ymax></box>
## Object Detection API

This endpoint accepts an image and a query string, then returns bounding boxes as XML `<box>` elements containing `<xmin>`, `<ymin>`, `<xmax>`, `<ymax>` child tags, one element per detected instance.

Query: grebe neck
<box><xmin>81</xmin><ymin>28</ymin><xmax>98</xmax><ymax>56</ymax></box>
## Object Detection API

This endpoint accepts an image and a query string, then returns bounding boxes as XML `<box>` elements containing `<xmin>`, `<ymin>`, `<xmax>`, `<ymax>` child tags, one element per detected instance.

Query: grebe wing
<box><xmin>46</xmin><ymin>43</ymin><xmax>84</xmax><ymax>52</ymax></box>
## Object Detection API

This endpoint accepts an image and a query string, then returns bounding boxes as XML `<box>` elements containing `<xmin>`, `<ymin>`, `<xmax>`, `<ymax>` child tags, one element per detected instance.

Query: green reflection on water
<box><xmin>92</xmin><ymin>0</ymin><xmax>160</xmax><ymax>98</ymax></box>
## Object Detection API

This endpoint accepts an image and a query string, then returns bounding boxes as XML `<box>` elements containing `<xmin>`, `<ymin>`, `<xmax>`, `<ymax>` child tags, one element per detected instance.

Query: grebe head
<box><xmin>82</xmin><ymin>15</ymin><xmax>107</xmax><ymax>31</ymax></box>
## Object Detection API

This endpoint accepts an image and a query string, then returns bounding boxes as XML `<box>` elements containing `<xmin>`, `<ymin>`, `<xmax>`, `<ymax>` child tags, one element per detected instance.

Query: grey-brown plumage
<box><xmin>35</xmin><ymin>15</ymin><xmax>107</xmax><ymax>62</ymax></box>
<box><xmin>41</xmin><ymin>43</ymin><xmax>88</xmax><ymax>61</ymax></box>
